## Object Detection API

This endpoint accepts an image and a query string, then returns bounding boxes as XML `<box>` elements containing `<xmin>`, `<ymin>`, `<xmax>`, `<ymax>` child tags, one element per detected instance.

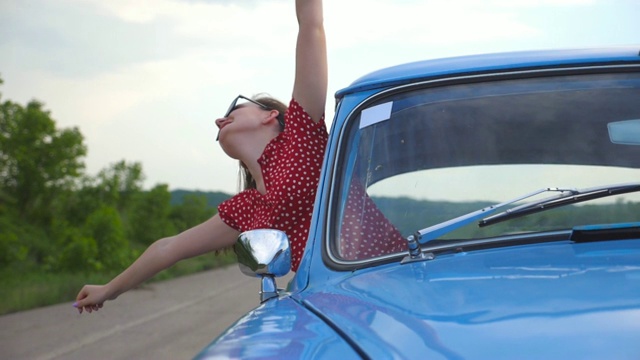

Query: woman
<box><xmin>74</xmin><ymin>0</ymin><xmax>328</xmax><ymax>314</ymax></box>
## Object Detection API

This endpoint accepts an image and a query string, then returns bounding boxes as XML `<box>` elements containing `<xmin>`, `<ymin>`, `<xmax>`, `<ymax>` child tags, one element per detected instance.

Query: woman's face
<box><xmin>215</xmin><ymin>103</ymin><xmax>266</xmax><ymax>141</ymax></box>
<box><xmin>215</xmin><ymin>103</ymin><xmax>273</xmax><ymax>159</ymax></box>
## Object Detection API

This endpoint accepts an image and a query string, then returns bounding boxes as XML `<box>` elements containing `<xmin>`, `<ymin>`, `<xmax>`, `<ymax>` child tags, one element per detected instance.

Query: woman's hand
<box><xmin>73</xmin><ymin>284</ymin><xmax>113</xmax><ymax>314</ymax></box>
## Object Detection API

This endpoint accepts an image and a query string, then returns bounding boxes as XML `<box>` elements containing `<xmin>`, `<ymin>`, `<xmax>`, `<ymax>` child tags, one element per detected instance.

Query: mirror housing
<box><xmin>233</xmin><ymin>229</ymin><xmax>291</xmax><ymax>302</ymax></box>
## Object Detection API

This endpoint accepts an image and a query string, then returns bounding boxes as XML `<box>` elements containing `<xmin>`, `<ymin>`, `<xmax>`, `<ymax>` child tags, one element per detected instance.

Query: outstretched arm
<box><xmin>292</xmin><ymin>0</ymin><xmax>327</xmax><ymax>123</ymax></box>
<box><xmin>74</xmin><ymin>214</ymin><xmax>239</xmax><ymax>313</ymax></box>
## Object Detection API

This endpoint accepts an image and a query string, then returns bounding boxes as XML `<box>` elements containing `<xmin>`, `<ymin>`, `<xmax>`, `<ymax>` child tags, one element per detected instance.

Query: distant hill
<box><xmin>169</xmin><ymin>190</ymin><xmax>639</xmax><ymax>235</ymax></box>
<box><xmin>170</xmin><ymin>189</ymin><xmax>233</xmax><ymax>209</ymax></box>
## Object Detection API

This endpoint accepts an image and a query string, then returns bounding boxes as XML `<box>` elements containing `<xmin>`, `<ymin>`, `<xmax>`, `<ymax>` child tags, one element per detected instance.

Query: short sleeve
<box><xmin>218</xmin><ymin>190</ymin><xmax>258</xmax><ymax>232</ymax></box>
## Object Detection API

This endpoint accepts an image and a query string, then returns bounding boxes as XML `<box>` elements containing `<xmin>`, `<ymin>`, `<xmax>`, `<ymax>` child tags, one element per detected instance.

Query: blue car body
<box><xmin>196</xmin><ymin>47</ymin><xmax>640</xmax><ymax>359</ymax></box>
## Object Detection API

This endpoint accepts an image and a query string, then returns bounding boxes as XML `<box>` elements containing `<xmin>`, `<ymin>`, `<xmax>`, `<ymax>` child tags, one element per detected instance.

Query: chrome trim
<box><xmin>234</xmin><ymin>229</ymin><xmax>291</xmax><ymax>302</ymax></box>
<box><xmin>333</xmin><ymin>230</ymin><xmax>573</xmax><ymax>269</ymax></box>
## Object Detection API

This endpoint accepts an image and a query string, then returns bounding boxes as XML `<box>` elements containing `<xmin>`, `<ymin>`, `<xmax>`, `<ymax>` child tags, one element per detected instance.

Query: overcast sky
<box><xmin>1</xmin><ymin>0</ymin><xmax>638</xmax><ymax>194</ymax></box>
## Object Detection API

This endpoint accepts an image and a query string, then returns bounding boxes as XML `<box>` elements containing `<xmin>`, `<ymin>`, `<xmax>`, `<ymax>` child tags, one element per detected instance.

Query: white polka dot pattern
<box><xmin>218</xmin><ymin>99</ymin><xmax>328</xmax><ymax>272</ymax></box>
<box><xmin>339</xmin><ymin>179</ymin><xmax>407</xmax><ymax>260</ymax></box>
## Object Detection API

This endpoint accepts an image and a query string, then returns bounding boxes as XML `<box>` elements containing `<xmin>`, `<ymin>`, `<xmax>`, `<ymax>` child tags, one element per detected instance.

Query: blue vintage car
<box><xmin>196</xmin><ymin>47</ymin><xmax>640</xmax><ymax>359</ymax></box>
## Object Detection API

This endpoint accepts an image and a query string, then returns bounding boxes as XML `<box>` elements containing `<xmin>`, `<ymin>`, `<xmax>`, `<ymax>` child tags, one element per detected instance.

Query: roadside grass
<box><xmin>0</xmin><ymin>252</ymin><xmax>237</xmax><ymax>316</ymax></box>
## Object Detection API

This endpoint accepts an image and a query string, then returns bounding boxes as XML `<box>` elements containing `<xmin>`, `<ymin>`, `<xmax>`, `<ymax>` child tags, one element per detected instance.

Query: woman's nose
<box><xmin>215</xmin><ymin>117</ymin><xmax>225</xmax><ymax>129</ymax></box>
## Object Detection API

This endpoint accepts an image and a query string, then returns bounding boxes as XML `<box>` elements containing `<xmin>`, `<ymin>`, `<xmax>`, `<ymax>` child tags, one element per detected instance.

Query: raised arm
<box><xmin>292</xmin><ymin>0</ymin><xmax>327</xmax><ymax>123</ymax></box>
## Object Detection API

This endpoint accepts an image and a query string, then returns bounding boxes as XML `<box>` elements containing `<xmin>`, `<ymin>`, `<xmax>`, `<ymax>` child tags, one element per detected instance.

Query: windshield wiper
<box><xmin>403</xmin><ymin>182</ymin><xmax>640</xmax><ymax>263</ymax></box>
<box><xmin>479</xmin><ymin>182</ymin><xmax>640</xmax><ymax>227</ymax></box>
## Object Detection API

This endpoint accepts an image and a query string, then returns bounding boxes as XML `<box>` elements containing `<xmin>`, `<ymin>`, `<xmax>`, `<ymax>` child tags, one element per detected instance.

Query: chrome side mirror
<box><xmin>233</xmin><ymin>229</ymin><xmax>291</xmax><ymax>302</ymax></box>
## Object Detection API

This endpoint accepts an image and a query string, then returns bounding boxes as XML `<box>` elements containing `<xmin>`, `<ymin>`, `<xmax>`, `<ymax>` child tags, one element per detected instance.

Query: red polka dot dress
<box><xmin>218</xmin><ymin>99</ymin><xmax>328</xmax><ymax>272</ymax></box>
<box><xmin>339</xmin><ymin>179</ymin><xmax>407</xmax><ymax>260</ymax></box>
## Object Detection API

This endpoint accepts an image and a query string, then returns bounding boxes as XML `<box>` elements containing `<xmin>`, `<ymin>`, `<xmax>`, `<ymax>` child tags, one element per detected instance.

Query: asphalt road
<box><xmin>0</xmin><ymin>265</ymin><xmax>289</xmax><ymax>360</ymax></box>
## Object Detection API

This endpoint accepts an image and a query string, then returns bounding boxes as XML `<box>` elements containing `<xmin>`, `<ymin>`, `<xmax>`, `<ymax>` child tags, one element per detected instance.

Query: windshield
<box><xmin>330</xmin><ymin>71</ymin><xmax>640</xmax><ymax>263</ymax></box>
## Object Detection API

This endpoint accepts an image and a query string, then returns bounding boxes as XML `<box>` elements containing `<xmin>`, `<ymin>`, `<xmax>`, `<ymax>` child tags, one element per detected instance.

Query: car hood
<box><xmin>301</xmin><ymin>240</ymin><xmax>640</xmax><ymax>359</ymax></box>
<box><xmin>195</xmin><ymin>297</ymin><xmax>361</xmax><ymax>359</ymax></box>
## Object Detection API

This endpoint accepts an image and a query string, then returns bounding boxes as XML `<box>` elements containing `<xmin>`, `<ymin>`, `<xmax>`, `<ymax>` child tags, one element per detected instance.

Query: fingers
<box><xmin>74</xmin><ymin>288</ymin><xmax>89</xmax><ymax>313</ymax></box>
<box><xmin>85</xmin><ymin>304</ymin><xmax>103</xmax><ymax>313</ymax></box>
<box><xmin>74</xmin><ymin>302</ymin><xmax>104</xmax><ymax>314</ymax></box>
<box><xmin>74</xmin><ymin>285</ymin><xmax>105</xmax><ymax>314</ymax></box>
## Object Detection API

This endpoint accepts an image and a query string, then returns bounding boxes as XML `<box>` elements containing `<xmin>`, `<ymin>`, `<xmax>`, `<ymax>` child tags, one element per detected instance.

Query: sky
<box><xmin>1</xmin><ymin>0</ymin><xmax>638</xmax><ymax>194</ymax></box>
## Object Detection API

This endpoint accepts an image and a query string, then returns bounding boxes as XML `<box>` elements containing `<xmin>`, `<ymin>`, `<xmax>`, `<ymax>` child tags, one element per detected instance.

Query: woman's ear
<box><xmin>262</xmin><ymin>109</ymin><xmax>281</xmax><ymax>125</ymax></box>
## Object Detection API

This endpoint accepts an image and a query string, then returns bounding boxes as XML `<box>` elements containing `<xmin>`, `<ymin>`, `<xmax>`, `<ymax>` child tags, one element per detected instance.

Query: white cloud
<box><xmin>488</xmin><ymin>0</ymin><xmax>595</xmax><ymax>6</ymax></box>
<box><xmin>70</xmin><ymin>0</ymin><xmax>294</xmax><ymax>41</ymax></box>
<box><xmin>69</xmin><ymin>0</ymin><xmax>194</xmax><ymax>24</ymax></box>
<box><xmin>324</xmin><ymin>0</ymin><xmax>541</xmax><ymax>49</ymax></box>
<box><xmin>1</xmin><ymin>0</ymin><xmax>638</xmax><ymax>193</ymax></box>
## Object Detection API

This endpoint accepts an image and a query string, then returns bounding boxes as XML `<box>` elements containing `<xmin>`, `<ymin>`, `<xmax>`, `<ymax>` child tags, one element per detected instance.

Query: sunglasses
<box><xmin>223</xmin><ymin>95</ymin><xmax>266</xmax><ymax>118</ymax></box>
<box><xmin>216</xmin><ymin>95</ymin><xmax>285</xmax><ymax>141</ymax></box>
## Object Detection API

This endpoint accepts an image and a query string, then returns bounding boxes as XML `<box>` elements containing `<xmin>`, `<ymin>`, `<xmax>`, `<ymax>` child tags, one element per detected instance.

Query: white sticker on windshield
<box><xmin>359</xmin><ymin>102</ymin><xmax>393</xmax><ymax>129</ymax></box>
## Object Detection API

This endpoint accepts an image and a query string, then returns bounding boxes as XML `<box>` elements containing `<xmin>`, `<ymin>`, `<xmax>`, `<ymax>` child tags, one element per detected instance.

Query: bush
<box><xmin>84</xmin><ymin>206</ymin><xmax>130</xmax><ymax>270</ymax></box>
<box><xmin>0</xmin><ymin>213</ymin><xmax>49</xmax><ymax>267</ymax></box>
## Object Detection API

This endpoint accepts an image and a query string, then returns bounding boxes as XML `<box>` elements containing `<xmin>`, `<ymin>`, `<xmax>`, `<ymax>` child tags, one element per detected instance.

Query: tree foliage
<box><xmin>0</xmin><ymin>80</ymin><xmax>225</xmax><ymax>273</ymax></box>
<box><xmin>171</xmin><ymin>194</ymin><xmax>215</xmax><ymax>233</ymax></box>
<box><xmin>0</xmin><ymin>94</ymin><xmax>86</xmax><ymax>225</ymax></box>
<box><xmin>128</xmin><ymin>184</ymin><xmax>175</xmax><ymax>245</ymax></box>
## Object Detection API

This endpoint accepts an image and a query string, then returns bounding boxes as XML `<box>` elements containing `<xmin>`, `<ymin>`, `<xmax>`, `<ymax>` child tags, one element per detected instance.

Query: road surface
<box><xmin>0</xmin><ymin>265</ymin><xmax>291</xmax><ymax>359</ymax></box>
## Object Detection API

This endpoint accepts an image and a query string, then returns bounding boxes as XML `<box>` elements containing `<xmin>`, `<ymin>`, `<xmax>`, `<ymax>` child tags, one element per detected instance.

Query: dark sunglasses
<box><xmin>216</xmin><ymin>95</ymin><xmax>285</xmax><ymax>141</ymax></box>
<box><xmin>223</xmin><ymin>95</ymin><xmax>266</xmax><ymax>118</ymax></box>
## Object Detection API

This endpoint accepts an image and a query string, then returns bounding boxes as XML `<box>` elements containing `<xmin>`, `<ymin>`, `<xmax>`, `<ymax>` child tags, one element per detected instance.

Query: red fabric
<box><xmin>339</xmin><ymin>179</ymin><xmax>407</xmax><ymax>260</ymax></box>
<box><xmin>218</xmin><ymin>99</ymin><xmax>328</xmax><ymax>271</ymax></box>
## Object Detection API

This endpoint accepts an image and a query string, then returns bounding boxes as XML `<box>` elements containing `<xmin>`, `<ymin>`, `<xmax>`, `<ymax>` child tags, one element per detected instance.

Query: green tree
<box><xmin>52</xmin><ymin>176</ymin><xmax>104</xmax><ymax>229</ymax></box>
<box><xmin>94</xmin><ymin>160</ymin><xmax>144</xmax><ymax>212</ymax></box>
<box><xmin>0</xmin><ymin>213</ymin><xmax>32</xmax><ymax>267</ymax></box>
<box><xmin>170</xmin><ymin>194</ymin><xmax>215</xmax><ymax>233</ymax></box>
<box><xmin>52</xmin><ymin>219</ymin><xmax>99</xmax><ymax>272</ymax></box>
<box><xmin>128</xmin><ymin>184</ymin><xmax>175</xmax><ymax>245</ymax></box>
<box><xmin>0</xmin><ymin>80</ymin><xmax>86</xmax><ymax>225</ymax></box>
<box><xmin>47</xmin><ymin>205</ymin><xmax>131</xmax><ymax>272</ymax></box>
<box><xmin>85</xmin><ymin>206</ymin><xmax>130</xmax><ymax>270</ymax></box>
<box><xmin>49</xmin><ymin>161</ymin><xmax>145</xmax><ymax>270</ymax></box>
<box><xmin>56</xmin><ymin>161</ymin><xmax>144</xmax><ymax>229</ymax></box>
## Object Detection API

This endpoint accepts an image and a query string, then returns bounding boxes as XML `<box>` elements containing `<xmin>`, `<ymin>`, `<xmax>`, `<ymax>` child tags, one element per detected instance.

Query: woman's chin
<box><xmin>218</xmin><ymin>136</ymin><xmax>239</xmax><ymax>159</ymax></box>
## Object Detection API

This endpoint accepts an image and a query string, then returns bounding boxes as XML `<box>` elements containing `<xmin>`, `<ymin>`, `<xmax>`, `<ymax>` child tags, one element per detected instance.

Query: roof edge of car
<box><xmin>335</xmin><ymin>45</ymin><xmax>640</xmax><ymax>99</ymax></box>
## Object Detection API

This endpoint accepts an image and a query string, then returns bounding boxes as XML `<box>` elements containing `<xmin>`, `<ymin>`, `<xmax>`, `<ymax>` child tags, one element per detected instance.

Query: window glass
<box><xmin>332</xmin><ymin>73</ymin><xmax>640</xmax><ymax>262</ymax></box>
